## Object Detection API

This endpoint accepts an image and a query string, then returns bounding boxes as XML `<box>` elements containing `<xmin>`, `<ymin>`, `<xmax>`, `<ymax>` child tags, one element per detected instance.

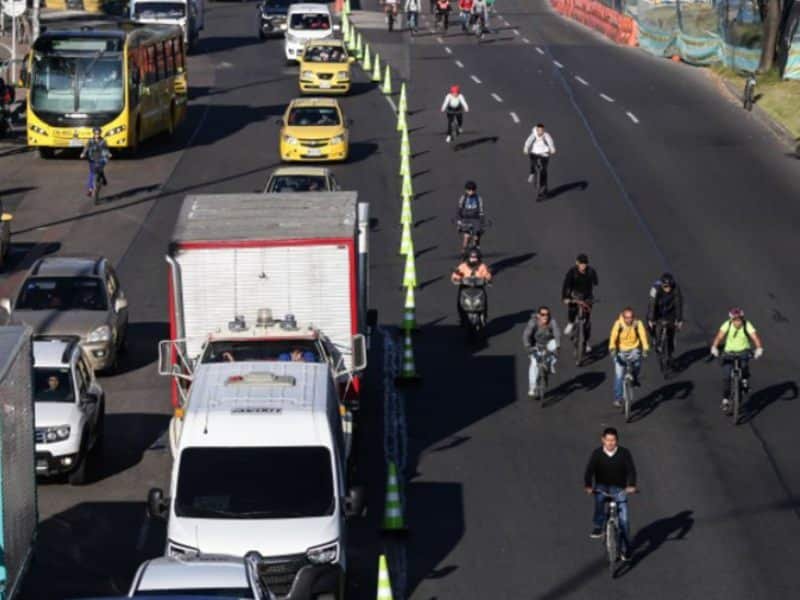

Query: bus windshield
<box><xmin>31</xmin><ymin>50</ymin><xmax>124</xmax><ymax>116</ymax></box>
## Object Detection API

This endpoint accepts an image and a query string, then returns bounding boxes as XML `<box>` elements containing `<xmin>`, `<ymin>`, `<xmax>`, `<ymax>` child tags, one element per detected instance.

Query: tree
<box><xmin>758</xmin><ymin>0</ymin><xmax>782</xmax><ymax>72</ymax></box>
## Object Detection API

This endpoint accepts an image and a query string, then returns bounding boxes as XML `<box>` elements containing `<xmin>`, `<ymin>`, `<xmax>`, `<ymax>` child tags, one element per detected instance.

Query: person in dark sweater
<box><xmin>561</xmin><ymin>253</ymin><xmax>599</xmax><ymax>353</ymax></box>
<box><xmin>583</xmin><ymin>427</ymin><xmax>637</xmax><ymax>560</ymax></box>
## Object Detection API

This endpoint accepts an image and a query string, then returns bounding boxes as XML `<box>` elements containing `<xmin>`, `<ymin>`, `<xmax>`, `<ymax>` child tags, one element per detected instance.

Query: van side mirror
<box><xmin>343</xmin><ymin>485</ymin><xmax>365</xmax><ymax>517</ymax></box>
<box><xmin>0</xmin><ymin>298</ymin><xmax>11</xmax><ymax>314</ymax></box>
<box><xmin>351</xmin><ymin>334</ymin><xmax>367</xmax><ymax>372</ymax></box>
<box><xmin>147</xmin><ymin>488</ymin><xmax>169</xmax><ymax>519</ymax></box>
<box><xmin>157</xmin><ymin>340</ymin><xmax>174</xmax><ymax>375</ymax></box>
<box><xmin>114</xmin><ymin>297</ymin><xmax>128</xmax><ymax>313</ymax></box>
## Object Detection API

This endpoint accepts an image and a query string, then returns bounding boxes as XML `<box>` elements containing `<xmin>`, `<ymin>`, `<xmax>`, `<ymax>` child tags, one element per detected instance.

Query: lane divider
<box><xmin>510</xmin><ymin>111</ymin><xmax>520</xmax><ymax>123</ymax></box>
<box><xmin>470</xmin><ymin>74</ymin><xmax>482</xmax><ymax>84</ymax></box>
<box><xmin>600</xmin><ymin>92</ymin><xmax>615</xmax><ymax>102</ymax></box>
<box><xmin>455</xmin><ymin>60</ymin><xmax>464</xmax><ymax>68</ymax></box>
<box><xmin>626</xmin><ymin>111</ymin><xmax>640</xmax><ymax>124</ymax></box>
<box><xmin>491</xmin><ymin>92</ymin><xmax>504</xmax><ymax>103</ymax></box>
<box><xmin>575</xmin><ymin>75</ymin><xmax>589</xmax><ymax>86</ymax></box>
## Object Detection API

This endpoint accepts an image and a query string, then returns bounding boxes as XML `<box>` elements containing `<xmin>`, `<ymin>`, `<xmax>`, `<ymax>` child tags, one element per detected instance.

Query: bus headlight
<box><xmin>105</xmin><ymin>125</ymin><xmax>126</xmax><ymax>137</ymax></box>
<box><xmin>29</xmin><ymin>124</ymin><xmax>48</xmax><ymax>136</ymax></box>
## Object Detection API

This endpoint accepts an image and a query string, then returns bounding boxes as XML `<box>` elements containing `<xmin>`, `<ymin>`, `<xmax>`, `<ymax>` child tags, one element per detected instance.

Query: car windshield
<box><xmin>201</xmin><ymin>340</ymin><xmax>320</xmax><ymax>363</ymax></box>
<box><xmin>16</xmin><ymin>277</ymin><xmax>108</xmax><ymax>311</ymax></box>
<box><xmin>266</xmin><ymin>175</ymin><xmax>329</xmax><ymax>192</ymax></box>
<box><xmin>34</xmin><ymin>368</ymin><xmax>74</xmax><ymax>403</ymax></box>
<box><xmin>287</xmin><ymin>107</ymin><xmax>340</xmax><ymax>126</ymax></box>
<box><xmin>134</xmin><ymin>589</ymin><xmax>254</xmax><ymax>597</ymax></box>
<box><xmin>304</xmin><ymin>45</ymin><xmax>347</xmax><ymax>63</ymax></box>
<box><xmin>176</xmin><ymin>447</ymin><xmax>335</xmax><ymax>519</ymax></box>
<box><xmin>133</xmin><ymin>2</ymin><xmax>186</xmax><ymax>18</ymax></box>
<box><xmin>264</xmin><ymin>0</ymin><xmax>296</xmax><ymax>8</ymax></box>
<box><xmin>289</xmin><ymin>13</ymin><xmax>331</xmax><ymax>30</ymax></box>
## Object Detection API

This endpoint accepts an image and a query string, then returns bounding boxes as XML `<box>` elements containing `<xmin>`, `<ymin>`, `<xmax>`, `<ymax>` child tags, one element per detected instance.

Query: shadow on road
<box><xmin>671</xmin><ymin>345</ymin><xmax>709</xmax><ymax>374</ymax></box>
<box><xmin>617</xmin><ymin>510</ymin><xmax>694</xmax><ymax>576</ymax></box>
<box><xmin>453</xmin><ymin>136</ymin><xmax>499</xmax><ymax>151</ymax></box>
<box><xmin>629</xmin><ymin>380</ymin><xmax>693</xmax><ymax>422</ymax></box>
<box><xmin>543</xmin><ymin>180</ymin><xmax>589</xmax><ymax>200</ymax></box>
<box><xmin>192</xmin><ymin>35</ymin><xmax>263</xmax><ymax>55</ymax></box>
<box><xmin>741</xmin><ymin>380</ymin><xmax>799</xmax><ymax>424</ymax></box>
<box><xmin>490</xmin><ymin>251</ymin><xmax>536</xmax><ymax>275</ymax></box>
<box><xmin>543</xmin><ymin>371</ymin><xmax>606</xmax><ymax>407</ymax></box>
<box><xmin>116</xmin><ymin>321</ymin><xmax>170</xmax><ymax>374</ymax></box>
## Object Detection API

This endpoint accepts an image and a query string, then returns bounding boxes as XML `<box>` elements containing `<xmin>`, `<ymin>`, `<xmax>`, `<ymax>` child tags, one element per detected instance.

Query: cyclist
<box><xmin>405</xmin><ymin>0</ymin><xmax>421</xmax><ymax>32</ymax></box>
<box><xmin>584</xmin><ymin>427</ymin><xmax>637</xmax><ymax>561</ymax></box>
<box><xmin>456</xmin><ymin>180</ymin><xmax>484</xmax><ymax>250</ymax></box>
<box><xmin>435</xmin><ymin>0</ymin><xmax>451</xmax><ymax>29</ymax></box>
<box><xmin>710</xmin><ymin>308</ymin><xmax>764</xmax><ymax>412</ymax></box>
<box><xmin>523</xmin><ymin>305</ymin><xmax>561</xmax><ymax>397</ymax></box>
<box><xmin>80</xmin><ymin>127</ymin><xmax>110</xmax><ymax>196</ymax></box>
<box><xmin>561</xmin><ymin>253</ymin><xmax>598</xmax><ymax>352</ymax></box>
<box><xmin>440</xmin><ymin>85</ymin><xmax>469</xmax><ymax>143</ymax></box>
<box><xmin>384</xmin><ymin>0</ymin><xmax>400</xmax><ymax>28</ymax></box>
<box><xmin>522</xmin><ymin>122</ymin><xmax>556</xmax><ymax>199</ymax></box>
<box><xmin>451</xmin><ymin>247</ymin><xmax>492</xmax><ymax>324</ymax></box>
<box><xmin>458</xmin><ymin>0</ymin><xmax>474</xmax><ymax>31</ymax></box>
<box><xmin>608</xmin><ymin>308</ymin><xmax>649</xmax><ymax>408</ymax></box>
<box><xmin>647</xmin><ymin>273</ymin><xmax>683</xmax><ymax>368</ymax></box>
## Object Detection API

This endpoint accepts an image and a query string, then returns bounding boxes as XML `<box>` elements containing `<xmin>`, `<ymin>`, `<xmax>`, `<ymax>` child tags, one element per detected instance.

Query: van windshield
<box><xmin>289</xmin><ymin>13</ymin><xmax>330</xmax><ymax>30</ymax></box>
<box><xmin>176</xmin><ymin>447</ymin><xmax>335</xmax><ymax>519</ymax></box>
<box><xmin>201</xmin><ymin>340</ymin><xmax>320</xmax><ymax>363</ymax></box>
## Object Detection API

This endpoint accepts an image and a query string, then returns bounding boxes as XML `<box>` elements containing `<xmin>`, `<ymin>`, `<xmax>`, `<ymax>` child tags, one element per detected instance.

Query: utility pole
<box><xmin>32</xmin><ymin>0</ymin><xmax>40</xmax><ymax>42</ymax></box>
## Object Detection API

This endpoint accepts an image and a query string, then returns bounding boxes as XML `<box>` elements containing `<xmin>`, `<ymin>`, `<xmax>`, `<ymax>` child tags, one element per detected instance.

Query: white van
<box><xmin>284</xmin><ymin>3</ymin><xmax>339</xmax><ymax>62</ymax></box>
<box><xmin>130</xmin><ymin>0</ymin><xmax>206</xmax><ymax>49</ymax></box>
<box><xmin>148</xmin><ymin>361</ymin><xmax>362</xmax><ymax>600</ymax></box>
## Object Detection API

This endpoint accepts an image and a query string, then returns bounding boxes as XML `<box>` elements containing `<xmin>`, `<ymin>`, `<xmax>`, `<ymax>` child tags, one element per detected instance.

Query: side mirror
<box><xmin>81</xmin><ymin>393</ymin><xmax>99</xmax><ymax>405</ymax></box>
<box><xmin>351</xmin><ymin>334</ymin><xmax>367</xmax><ymax>372</ymax></box>
<box><xmin>343</xmin><ymin>485</ymin><xmax>365</xmax><ymax>517</ymax></box>
<box><xmin>157</xmin><ymin>340</ymin><xmax>174</xmax><ymax>375</ymax></box>
<box><xmin>147</xmin><ymin>488</ymin><xmax>169</xmax><ymax>519</ymax></box>
<box><xmin>0</xmin><ymin>298</ymin><xmax>11</xmax><ymax>314</ymax></box>
<box><xmin>114</xmin><ymin>296</ymin><xmax>128</xmax><ymax>313</ymax></box>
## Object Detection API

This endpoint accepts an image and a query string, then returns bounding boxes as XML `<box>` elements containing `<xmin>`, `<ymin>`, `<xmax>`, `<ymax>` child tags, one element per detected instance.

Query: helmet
<box><xmin>450</xmin><ymin>85</ymin><xmax>460</xmax><ymax>95</ymax></box>
<box><xmin>728</xmin><ymin>307</ymin><xmax>744</xmax><ymax>319</ymax></box>
<box><xmin>92</xmin><ymin>127</ymin><xmax>102</xmax><ymax>135</ymax></box>
<box><xmin>576</xmin><ymin>253</ymin><xmax>589</xmax><ymax>265</ymax></box>
<box><xmin>464</xmin><ymin>180</ymin><xmax>477</xmax><ymax>192</ymax></box>
<box><xmin>660</xmin><ymin>273</ymin><xmax>675</xmax><ymax>287</ymax></box>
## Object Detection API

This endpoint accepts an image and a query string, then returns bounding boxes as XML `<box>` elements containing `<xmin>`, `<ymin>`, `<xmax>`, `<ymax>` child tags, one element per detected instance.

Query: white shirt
<box><xmin>405</xmin><ymin>0</ymin><xmax>420</xmax><ymax>11</ymax></box>
<box><xmin>603</xmin><ymin>447</ymin><xmax>618</xmax><ymax>458</ymax></box>
<box><xmin>441</xmin><ymin>93</ymin><xmax>469</xmax><ymax>112</ymax></box>
<box><xmin>523</xmin><ymin>129</ymin><xmax>556</xmax><ymax>156</ymax></box>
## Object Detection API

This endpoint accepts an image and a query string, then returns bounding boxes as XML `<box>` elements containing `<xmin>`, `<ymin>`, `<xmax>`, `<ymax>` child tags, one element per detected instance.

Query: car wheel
<box><xmin>68</xmin><ymin>435</ymin><xmax>90</xmax><ymax>486</ymax></box>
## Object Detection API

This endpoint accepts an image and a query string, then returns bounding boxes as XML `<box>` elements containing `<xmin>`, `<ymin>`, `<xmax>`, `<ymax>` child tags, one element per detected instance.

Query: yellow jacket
<box><xmin>608</xmin><ymin>316</ymin><xmax>650</xmax><ymax>352</ymax></box>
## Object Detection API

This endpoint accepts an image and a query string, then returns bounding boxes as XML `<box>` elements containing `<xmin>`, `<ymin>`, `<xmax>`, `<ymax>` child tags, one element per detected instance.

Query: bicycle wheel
<box><xmin>623</xmin><ymin>375</ymin><xmax>633</xmax><ymax>422</ymax></box>
<box><xmin>575</xmin><ymin>319</ymin><xmax>585</xmax><ymax>366</ymax></box>
<box><xmin>744</xmin><ymin>82</ymin><xmax>754</xmax><ymax>111</ymax></box>
<box><xmin>605</xmin><ymin>519</ymin><xmax>618</xmax><ymax>575</ymax></box>
<box><xmin>732</xmin><ymin>375</ymin><xmax>741</xmax><ymax>424</ymax></box>
<box><xmin>536</xmin><ymin>370</ymin><xmax>547</xmax><ymax>404</ymax></box>
<box><xmin>92</xmin><ymin>175</ymin><xmax>101</xmax><ymax>203</ymax></box>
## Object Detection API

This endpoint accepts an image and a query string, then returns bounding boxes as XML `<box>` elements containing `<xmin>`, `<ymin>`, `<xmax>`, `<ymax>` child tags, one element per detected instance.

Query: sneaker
<box><xmin>527</xmin><ymin>174</ymin><xmax>534</xmax><ymax>183</ymax></box>
<box><xmin>742</xmin><ymin>378</ymin><xmax>749</xmax><ymax>392</ymax></box>
<box><xmin>721</xmin><ymin>398</ymin><xmax>731</xmax><ymax>412</ymax></box>
<box><xmin>613</xmin><ymin>399</ymin><xmax>623</xmax><ymax>408</ymax></box>
<box><xmin>446</xmin><ymin>135</ymin><xmax>451</xmax><ymax>143</ymax></box>
<box><xmin>538</xmin><ymin>188</ymin><xmax>548</xmax><ymax>199</ymax></box>
<box><xmin>620</xmin><ymin>552</ymin><xmax>631</xmax><ymax>562</ymax></box>
<box><xmin>590</xmin><ymin>528</ymin><xmax>603</xmax><ymax>539</ymax></box>
<box><xmin>86</xmin><ymin>190</ymin><xmax>93</xmax><ymax>197</ymax></box>
<box><xmin>563</xmin><ymin>322</ymin><xmax>574</xmax><ymax>336</ymax></box>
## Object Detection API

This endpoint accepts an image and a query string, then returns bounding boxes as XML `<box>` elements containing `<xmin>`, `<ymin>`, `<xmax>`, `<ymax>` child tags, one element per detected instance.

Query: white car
<box><xmin>284</xmin><ymin>4</ymin><xmax>339</xmax><ymax>63</ymax></box>
<box><xmin>33</xmin><ymin>336</ymin><xmax>104</xmax><ymax>485</ymax></box>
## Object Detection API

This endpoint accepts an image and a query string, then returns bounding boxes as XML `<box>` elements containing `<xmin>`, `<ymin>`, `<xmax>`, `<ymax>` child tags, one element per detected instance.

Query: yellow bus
<box><xmin>23</xmin><ymin>23</ymin><xmax>188</xmax><ymax>157</ymax></box>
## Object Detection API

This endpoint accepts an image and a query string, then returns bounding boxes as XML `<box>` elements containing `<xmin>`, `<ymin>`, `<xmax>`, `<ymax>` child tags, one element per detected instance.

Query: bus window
<box><xmin>164</xmin><ymin>40</ymin><xmax>175</xmax><ymax>77</ymax></box>
<box><xmin>155</xmin><ymin>43</ymin><xmax>166</xmax><ymax>80</ymax></box>
<box><xmin>174</xmin><ymin>38</ymin><xmax>184</xmax><ymax>71</ymax></box>
<box><xmin>145</xmin><ymin>46</ymin><xmax>156</xmax><ymax>85</ymax></box>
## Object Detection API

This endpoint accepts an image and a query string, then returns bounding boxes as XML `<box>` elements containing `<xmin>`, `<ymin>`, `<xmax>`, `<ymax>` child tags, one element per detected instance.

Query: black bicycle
<box><xmin>652</xmin><ymin>320</ymin><xmax>677</xmax><ymax>376</ymax></box>
<box><xmin>454</xmin><ymin>217</ymin><xmax>491</xmax><ymax>252</ymax></box>
<box><xmin>567</xmin><ymin>297</ymin><xmax>593</xmax><ymax>366</ymax></box>
<box><xmin>743</xmin><ymin>74</ymin><xmax>756</xmax><ymax>112</ymax></box>
<box><xmin>616</xmin><ymin>354</ymin><xmax>637</xmax><ymax>422</ymax></box>
<box><xmin>89</xmin><ymin>160</ymin><xmax>108</xmax><ymax>204</ymax></box>
<box><xmin>594</xmin><ymin>489</ymin><xmax>632</xmax><ymax>576</ymax></box>
<box><xmin>721</xmin><ymin>351</ymin><xmax>752</xmax><ymax>424</ymax></box>
<box><xmin>446</xmin><ymin>110</ymin><xmax>463</xmax><ymax>143</ymax></box>
<box><xmin>530</xmin><ymin>345</ymin><xmax>554</xmax><ymax>403</ymax></box>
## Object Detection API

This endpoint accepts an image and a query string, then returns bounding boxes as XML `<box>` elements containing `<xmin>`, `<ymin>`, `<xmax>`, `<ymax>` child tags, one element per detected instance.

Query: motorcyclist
<box><xmin>451</xmin><ymin>247</ymin><xmax>492</xmax><ymax>325</ymax></box>
<box><xmin>647</xmin><ymin>272</ymin><xmax>683</xmax><ymax>367</ymax></box>
<box><xmin>456</xmin><ymin>180</ymin><xmax>484</xmax><ymax>251</ymax></box>
<box><xmin>80</xmin><ymin>127</ymin><xmax>110</xmax><ymax>196</ymax></box>
<box><xmin>440</xmin><ymin>84</ymin><xmax>469</xmax><ymax>143</ymax></box>
<box><xmin>523</xmin><ymin>306</ymin><xmax>561</xmax><ymax>397</ymax></box>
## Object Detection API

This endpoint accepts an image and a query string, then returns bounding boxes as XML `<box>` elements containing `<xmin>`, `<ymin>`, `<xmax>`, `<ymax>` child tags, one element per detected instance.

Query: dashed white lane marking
<box><xmin>535</xmin><ymin>46</ymin><xmax>545</xmax><ymax>55</ymax></box>
<box><xmin>491</xmin><ymin>92</ymin><xmax>503</xmax><ymax>103</ymax></box>
<box><xmin>445</xmin><ymin>46</ymin><xmax>453</xmax><ymax>54</ymax></box>
<box><xmin>553</xmin><ymin>60</ymin><xmax>564</xmax><ymax>68</ymax></box>
<box><xmin>455</xmin><ymin>60</ymin><xmax>464</xmax><ymax>68</ymax></box>
<box><xmin>510</xmin><ymin>111</ymin><xmax>520</xmax><ymax>123</ymax></box>
<box><xmin>436</xmin><ymin>36</ymin><xmax>444</xmax><ymax>43</ymax></box>
<box><xmin>522</xmin><ymin>37</ymin><xmax>530</xmax><ymax>43</ymax></box>
<box><xmin>600</xmin><ymin>93</ymin><xmax>615</xmax><ymax>102</ymax></box>
<box><xmin>470</xmin><ymin>74</ymin><xmax>482</xmax><ymax>84</ymax></box>
<box><xmin>626</xmin><ymin>111</ymin><xmax>640</xmax><ymax>124</ymax></box>
<box><xmin>575</xmin><ymin>76</ymin><xmax>589</xmax><ymax>86</ymax></box>
<box><xmin>385</xmin><ymin>96</ymin><xmax>398</xmax><ymax>112</ymax></box>
<box><xmin>513</xmin><ymin>29</ymin><xmax>520</xmax><ymax>35</ymax></box>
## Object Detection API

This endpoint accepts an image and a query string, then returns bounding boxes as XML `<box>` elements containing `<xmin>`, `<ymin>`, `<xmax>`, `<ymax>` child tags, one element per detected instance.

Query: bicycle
<box><xmin>530</xmin><ymin>345</ymin><xmax>554</xmax><ymax>403</ymax></box>
<box><xmin>454</xmin><ymin>217</ymin><xmax>491</xmax><ymax>252</ymax></box>
<box><xmin>616</xmin><ymin>354</ymin><xmax>638</xmax><ymax>422</ymax></box>
<box><xmin>567</xmin><ymin>297</ymin><xmax>593</xmax><ymax>366</ymax></box>
<box><xmin>593</xmin><ymin>489</ymin><xmax>632</xmax><ymax>576</ymax></box>
<box><xmin>721</xmin><ymin>351</ymin><xmax>752</xmax><ymax>424</ymax></box>
<box><xmin>88</xmin><ymin>160</ymin><xmax>108</xmax><ymax>204</ymax></box>
<box><xmin>446</xmin><ymin>109</ymin><xmax>463</xmax><ymax>143</ymax></box>
<box><xmin>743</xmin><ymin>73</ymin><xmax>756</xmax><ymax>112</ymax></box>
<box><xmin>652</xmin><ymin>320</ymin><xmax>676</xmax><ymax>376</ymax></box>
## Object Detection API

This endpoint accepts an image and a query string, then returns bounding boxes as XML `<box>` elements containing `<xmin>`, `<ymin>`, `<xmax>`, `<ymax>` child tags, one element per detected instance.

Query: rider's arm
<box><xmin>480</xmin><ymin>264</ymin><xmax>492</xmax><ymax>282</ymax></box>
<box><xmin>646</xmin><ymin>289</ymin><xmax>657</xmax><ymax>324</ymax></box>
<box><xmin>477</xmin><ymin>194</ymin><xmax>484</xmax><ymax>217</ymax></box>
<box><xmin>583</xmin><ymin>450</ymin><xmax>598</xmax><ymax>488</ymax></box>
<box><xmin>711</xmin><ymin>324</ymin><xmax>726</xmax><ymax>349</ymax></box>
<box><xmin>552</xmin><ymin>318</ymin><xmax>562</xmax><ymax>348</ymax></box>
<box><xmin>561</xmin><ymin>269</ymin><xmax>572</xmax><ymax>301</ymax></box>
<box><xmin>675</xmin><ymin>286</ymin><xmax>684</xmax><ymax>323</ymax></box>
<box><xmin>523</xmin><ymin>131</ymin><xmax>535</xmax><ymax>154</ymax></box>
<box><xmin>624</xmin><ymin>448</ymin><xmax>637</xmax><ymax>489</ymax></box>
<box><xmin>590</xmin><ymin>266</ymin><xmax>598</xmax><ymax>288</ymax></box>
<box><xmin>637</xmin><ymin>320</ymin><xmax>651</xmax><ymax>353</ymax></box>
<box><xmin>440</xmin><ymin>95</ymin><xmax>450</xmax><ymax>112</ymax></box>
<box><xmin>450</xmin><ymin>264</ymin><xmax>465</xmax><ymax>283</ymax></box>
<box><xmin>522</xmin><ymin>317</ymin><xmax>535</xmax><ymax>351</ymax></box>
<box><xmin>545</xmin><ymin>132</ymin><xmax>556</xmax><ymax>155</ymax></box>
<box><xmin>608</xmin><ymin>320</ymin><xmax>621</xmax><ymax>353</ymax></box>
<box><xmin>459</xmin><ymin>94</ymin><xmax>469</xmax><ymax>112</ymax></box>
<box><xmin>747</xmin><ymin>323</ymin><xmax>763</xmax><ymax>350</ymax></box>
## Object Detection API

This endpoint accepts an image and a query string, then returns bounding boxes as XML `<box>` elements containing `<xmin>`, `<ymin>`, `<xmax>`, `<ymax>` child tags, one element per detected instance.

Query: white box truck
<box><xmin>130</xmin><ymin>0</ymin><xmax>205</xmax><ymax>49</ymax></box>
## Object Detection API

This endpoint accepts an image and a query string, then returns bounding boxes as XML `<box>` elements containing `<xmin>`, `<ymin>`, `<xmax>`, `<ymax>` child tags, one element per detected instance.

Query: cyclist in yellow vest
<box><xmin>710</xmin><ymin>308</ymin><xmax>764</xmax><ymax>412</ymax></box>
<box><xmin>608</xmin><ymin>308</ymin><xmax>650</xmax><ymax>408</ymax></box>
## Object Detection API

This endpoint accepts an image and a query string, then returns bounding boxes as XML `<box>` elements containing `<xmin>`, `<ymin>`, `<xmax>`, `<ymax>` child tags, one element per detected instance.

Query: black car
<box><xmin>258</xmin><ymin>0</ymin><xmax>301</xmax><ymax>39</ymax></box>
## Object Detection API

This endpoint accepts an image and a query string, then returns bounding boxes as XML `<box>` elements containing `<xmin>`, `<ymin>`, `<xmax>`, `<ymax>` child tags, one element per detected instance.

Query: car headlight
<box><xmin>337</xmin><ymin>71</ymin><xmax>349</xmax><ymax>80</ymax></box>
<box><xmin>283</xmin><ymin>135</ymin><xmax>298</xmax><ymax>144</ymax></box>
<box><xmin>329</xmin><ymin>135</ymin><xmax>344</xmax><ymax>145</ymax></box>
<box><xmin>302</xmin><ymin>70</ymin><xmax>314</xmax><ymax>79</ymax></box>
<box><xmin>87</xmin><ymin>325</ymin><xmax>112</xmax><ymax>343</ymax></box>
<box><xmin>285</xmin><ymin>33</ymin><xmax>296</xmax><ymax>43</ymax></box>
<box><xmin>38</xmin><ymin>425</ymin><xmax>71</xmax><ymax>443</ymax></box>
<box><xmin>167</xmin><ymin>540</ymin><xmax>200</xmax><ymax>557</ymax></box>
<box><xmin>306</xmin><ymin>541</ymin><xmax>339</xmax><ymax>564</ymax></box>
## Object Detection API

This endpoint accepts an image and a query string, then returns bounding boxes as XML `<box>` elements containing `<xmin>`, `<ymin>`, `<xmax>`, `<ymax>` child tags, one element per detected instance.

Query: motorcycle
<box><xmin>455</xmin><ymin>276</ymin><xmax>489</xmax><ymax>340</ymax></box>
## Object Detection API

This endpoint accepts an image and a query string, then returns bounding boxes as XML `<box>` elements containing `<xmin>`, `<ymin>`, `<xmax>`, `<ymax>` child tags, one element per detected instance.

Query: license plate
<box><xmin>68</xmin><ymin>138</ymin><xmax>84</xmax><ymax>148</ymax></box>
<box><xmin>305</xmin><ymin>148</ymin><xmax>322</xmax><ymax>157</ymax></box>
<box><xmin>36</xmin><ymin>459</ymin><xmax>47</xmax><ymax>472</ymax></box>
<box><xmin>319</xmin><ymin>81</ymin><xmax>332</xmax><ymax>89</ymax></box>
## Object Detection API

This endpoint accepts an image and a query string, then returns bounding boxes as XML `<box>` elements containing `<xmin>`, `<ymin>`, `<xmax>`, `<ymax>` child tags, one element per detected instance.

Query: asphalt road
<box><xmin>1</xmin><ymin>0</ymin><xmax>799</xmax><ymax>598</ymax></box>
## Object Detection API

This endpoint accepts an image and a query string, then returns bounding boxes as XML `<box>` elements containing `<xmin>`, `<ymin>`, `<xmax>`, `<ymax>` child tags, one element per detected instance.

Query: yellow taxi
<box><xmin>298</xmin><ymin>40</ymin><xmax>355</xmax><ymax>94</ymax></box>
<box><xmin>279</xmin><ymin>98</ymin><xmax>349</xmax><ymax>162</ymax></box>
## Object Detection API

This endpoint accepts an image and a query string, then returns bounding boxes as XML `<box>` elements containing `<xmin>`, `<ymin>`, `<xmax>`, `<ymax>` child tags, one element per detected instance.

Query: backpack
<box><xmin>614</xmin><ymin>318</ymin><xmax>642</xmax><ymax>349</ymax></box>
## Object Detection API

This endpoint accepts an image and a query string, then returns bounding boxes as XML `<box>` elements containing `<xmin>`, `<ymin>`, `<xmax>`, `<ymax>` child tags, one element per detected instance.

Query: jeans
<box><xmin>460</xmin><ymin>9</ymin><xmax>470</xmax><ymax>30</ymax></box>
<box><xmin>529</xmin><ymin>154</ymin><xmax>549</xmax><ymax>190</ymax></box>
<box><xmin>613</xmin><ymin>348</ymin><xmax>642</xmax><ymax>401</ymax></box>
<box><xmin>722</xmin><ymin>352</ymin><xmax>750</xmax><ymax>399</ymax></box>
<box><xmin>528</xmin><ymin>340</ymin><xmax>558</xmax><ymax>390</ymax></box>
<box><xmin>446</xmin><ymin>110</ymin><xmax>463</xmax><ymax>137</ymax></box>
<box><xmin>407</xmin><ymin>10</ymin><xmax>419</xmax><ymax>30</ymax></box>
<box><xmin>87</xmin><ymin>159</ymin><xmax>107</xmax><ymax>191</ymax></box>
<box><xmin>593</xmin><ymin>485</ymin><xmax>631</xmax><ymax>554</ymax></box>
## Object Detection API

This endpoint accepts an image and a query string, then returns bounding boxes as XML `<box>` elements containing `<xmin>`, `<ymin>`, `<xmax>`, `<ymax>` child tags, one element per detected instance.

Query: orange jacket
<box><xmin>451</xmin><ymin>262</ymin><xmax>492</xmax><ymax>283</ymax></box>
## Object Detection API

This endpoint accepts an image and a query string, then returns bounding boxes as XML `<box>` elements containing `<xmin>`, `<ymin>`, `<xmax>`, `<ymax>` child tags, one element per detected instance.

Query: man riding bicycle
<box><xmin>647</xmin><ymin>273</ymin><xmax>683</xmax><ymax>368</ymax></box>
<box><xmin>456</xmin><ymin>180</ymin><xmax>484</xmax><ymax>250</ymax></box>
<box><xmin>523</xmin><ymin>305</ymin><xmax>561</xmax><ymax>397</ymax></box>
<box><xmin>584</xmin><ymin>427</ymin><xmax>637</xmax><ymax>562</ymax></box>
<box><xmin>522</xmin><ymin>122</ymin><xmax>556</xmax><ymax>199</ymax></box>
<box><xmin>710</xmin><ymin>308</ymin><xmax>764</xmax><ymax>413</ymax></box>
<box><xmin>608</xmin><ymin>308</ymin><xmax>649</xmax><ymax>408</ymax></box>
<box><xmin>440</xmin><ymin>85</ymin><xmax>469</xmax><ymax>143</ymax></box>
<box><xmin>80</xmin><ymin>127</ymin><xmax>110</xmax><ymax>196</ymax></box>
<box><xmin>561</xmin><ymin>253</ymin><xmax>597</xmax><ymax>353</ymax></box>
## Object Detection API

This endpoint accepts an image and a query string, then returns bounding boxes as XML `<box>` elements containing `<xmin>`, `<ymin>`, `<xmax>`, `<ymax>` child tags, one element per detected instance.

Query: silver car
<box><xmin>1</xmin><ymin>256</ymin><xmax>129</xmax><ymax>372</ymax></box>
